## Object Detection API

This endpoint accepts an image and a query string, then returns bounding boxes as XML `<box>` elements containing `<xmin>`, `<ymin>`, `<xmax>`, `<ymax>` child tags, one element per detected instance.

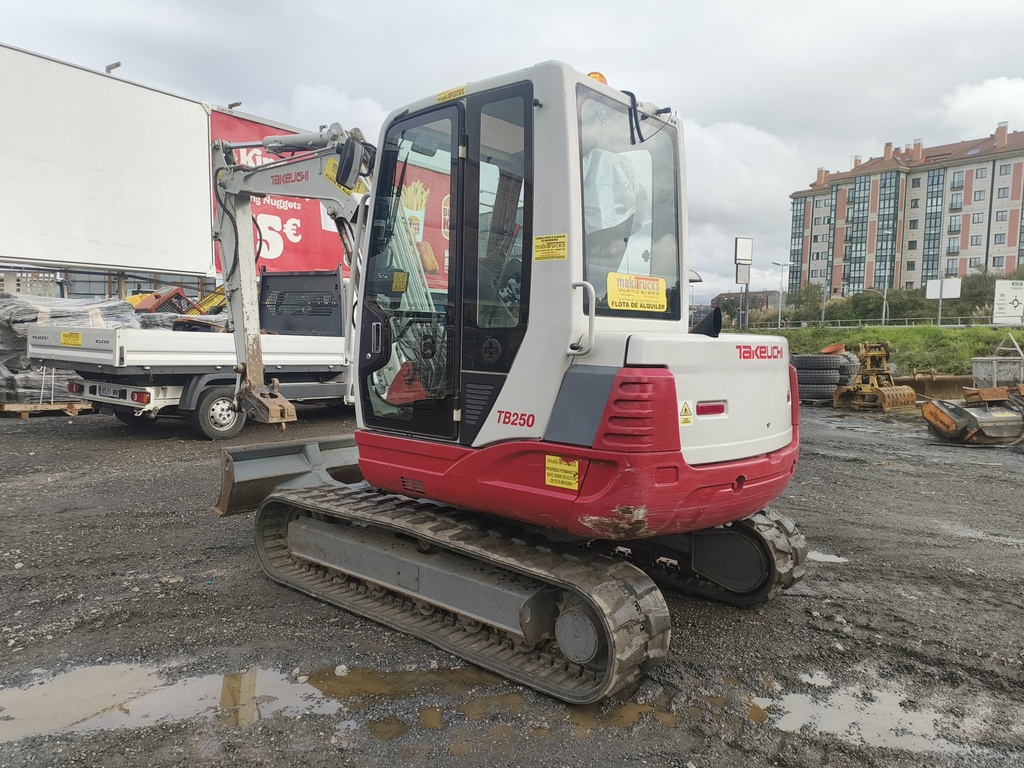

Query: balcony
<box><xmin>950</xmin><ymin>180</ymin><xmax>964</xmax><ymax>190</ymax></box>
<box><xmin>949</xmin><ymin>202</ymin><xmax>963</xmax><ymax>211</ymax></box>
<box><xmin>948</xmin><ymin>225</ymin><xmax>961</xmax><ymax>234</ymax></box>
<box><xmin>946</xmin><ymin>246</ymin><xmax>960</xmax><ymax>255</ymax></box>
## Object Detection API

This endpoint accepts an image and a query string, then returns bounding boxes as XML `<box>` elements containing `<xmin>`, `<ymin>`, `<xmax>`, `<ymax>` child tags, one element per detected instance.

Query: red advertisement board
<box><xmin>210</xmin><ymin>111</ymin><xmax>347</xmax><ymax>275</ymax></box>
<box><xmin>398</xmin><ymin>165</ymin><xmax>450</xmax><ymax>291</ymax></box>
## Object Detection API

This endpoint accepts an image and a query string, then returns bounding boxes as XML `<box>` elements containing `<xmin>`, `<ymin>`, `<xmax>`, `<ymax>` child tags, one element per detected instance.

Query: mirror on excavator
<box><xmin>334</xmin><ymin>139</ymin><xmax>365</xmax><ymax>189</ymax></box>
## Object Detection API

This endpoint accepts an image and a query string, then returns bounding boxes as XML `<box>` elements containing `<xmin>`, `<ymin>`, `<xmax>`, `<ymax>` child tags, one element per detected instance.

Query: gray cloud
<box><xmin>5</xmin><ymin>0</ymin><xmax>1024</xmax><ymax>302</ymax></box>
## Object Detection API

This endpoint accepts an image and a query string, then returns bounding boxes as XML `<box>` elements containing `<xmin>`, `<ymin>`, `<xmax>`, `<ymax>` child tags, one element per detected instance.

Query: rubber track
<box><xmin>602</xmin><ymin>509</ymin><xmax>808</xmax><ymax>608</ymax></box>
<box><xmin>254</xmin><ymin>484</ymin><xmax>671</xmax><ymax>704</ymax></box>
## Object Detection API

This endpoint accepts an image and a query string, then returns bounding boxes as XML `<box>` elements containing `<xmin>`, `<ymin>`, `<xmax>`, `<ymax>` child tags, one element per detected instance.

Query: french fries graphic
<box><xmin>401</xmin><ymin>180</ymin><xmax>430</xmax><ymax>211</ymax></box>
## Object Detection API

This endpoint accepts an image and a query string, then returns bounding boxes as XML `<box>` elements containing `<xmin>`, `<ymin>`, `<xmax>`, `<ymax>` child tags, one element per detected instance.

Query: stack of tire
<box><xmin>792</xmin><ymin>350</ymin><xmax>860</xmax><ymax>403</ymax></box>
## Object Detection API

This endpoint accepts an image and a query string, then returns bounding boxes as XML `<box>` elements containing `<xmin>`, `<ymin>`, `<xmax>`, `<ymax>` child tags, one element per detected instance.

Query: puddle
<box><xmin>3</xmin><ymin>662</ymin><xmax>991</xmax><ymax>756</ymax></box>
<box><xmin>0</xmin><ymin>663</ymin><xmax>508</xmax><ymax>743</ymax></box>
<box><xmin>765</xmin><ymin>683</ymin><xmax>987</xmax><ymax>754</ymax></box>
<box><xmin>0</xmin><ymin>665</ymin><xmax>344</xmax><ymax>742</ymax></box>
<box><xmin>807</xmin><ymin>550</ymin><xmax>849</xmax><ymax>563</ymax></box>
<box><xmin>799</xmin><ymin>671</ymin><xmax>833</xmax><ymax>687</ymax></box>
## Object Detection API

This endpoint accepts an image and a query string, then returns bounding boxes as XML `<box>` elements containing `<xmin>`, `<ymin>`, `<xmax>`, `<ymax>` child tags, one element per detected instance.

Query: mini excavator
<box><xmin>210</xmin><ymin>62</ymin><xmax>807</xmax><ymax>704</ymax></box>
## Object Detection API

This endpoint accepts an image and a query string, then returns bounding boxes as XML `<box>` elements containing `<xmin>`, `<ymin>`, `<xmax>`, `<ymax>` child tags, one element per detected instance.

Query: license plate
<box><xmin>99</xmin><ymin>385</ymin><xmax>121</xmax><ymax>398</ymax></box>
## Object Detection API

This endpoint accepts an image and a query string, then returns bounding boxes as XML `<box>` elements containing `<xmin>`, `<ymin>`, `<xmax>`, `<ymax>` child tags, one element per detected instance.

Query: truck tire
<box><xmin>798</xmin><ymin>384</ymin><xmax>836</xmax><ymax>402</ymax></box>
<box><xmin>191</xmin><ymin>386</ymin><xmax>245</xmax><ymax>439</ymax></box>
<box><xmin>797</xmin><ymin>368</ymin><xmax>841</xmax><ymax>385</ymax></box>
<box><xmin>791</xmin><ymin>354</ymin><xmax>844</xmax><ymax>370</ymax></box>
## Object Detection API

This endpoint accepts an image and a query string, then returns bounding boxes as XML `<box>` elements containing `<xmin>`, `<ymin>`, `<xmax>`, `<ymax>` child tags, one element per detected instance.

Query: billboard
<box><xmin>0</xmin><ymin>44</ymin><xmax>214</xmax><ymax>275</ymax></box>
<box><xmin>993</xmin><ymin>280</ymin><xmax>1024</xmax><ymax>325</ymax></box>
<box><xmin>210</xmin><ymin>110</ymin><xmax>347</xmax><ymax>276</ymax></box>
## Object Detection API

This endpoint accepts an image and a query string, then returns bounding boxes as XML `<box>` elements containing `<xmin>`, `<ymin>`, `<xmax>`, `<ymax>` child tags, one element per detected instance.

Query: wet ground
<box><xmin>1</xmin><ymin>402</ymin><xmax>1022</xmax><ymax>767</ymax></box>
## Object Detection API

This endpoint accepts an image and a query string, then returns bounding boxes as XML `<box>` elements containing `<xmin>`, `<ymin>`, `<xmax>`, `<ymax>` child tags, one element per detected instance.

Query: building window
<box><xmin>974</xmin><ymin>190</ymin><xmax>986</xmax><ymax>202</ymax></box>
<box><xmin>969</xmin><ymin>257</ymin><xmax>982</xmax><ymax>267</ymax></box>
<box><xmin>1000</xmin><ymin>164</ymin><xmax>1011</xmax><ymax>176</ymax></box>
<box><xmin>824</xmin><ymin>199</ymin><xmax>831</xmax><ymax>207</ymax></box>
<box><xmin>994</xmin><ymin>256</ymin><xmax>1005</xmax><ymax>267</ymax></box>
<box><xmin>911</xmin><ymin>198</ymin><xmax>921</xmax><ymax>208</ymax></box>
<box><xmin>946</xmin><ymin>258</ymin><xmax>959</xmax><ymax>274</ymax></box>
<box><xmin>949</xmin><ymin>237</ymin><xmax>960</xmax><ymax>253</ymax></box>
<box><xmin>976</xmin><ymin>167</ymin><xmax>987</xmax><ymax>179</ymax></box>
<box><xmin>910</xmin><ymin>219</ymin><xmax>920</xmax><ymax>229</ymax></box>
<box><xmin>972</xmin><ymin>212</ymin><xmax>985</xmax><ymax>224</ymax></box>
<box><xmin>908</xmin><ymin>240</ymin><xmax>918</xmax><ymax>250</ymax></box>
<box><xmin>998</xmin><ymin>187</ymin><xmax>1010</xmax><ymax>199</ymax></box>
<box><xmin>907</xmin><ymin>261</ymin><xmax>916</xmax><ymax>271</ymax></box>
<box><xmin>970</xmin><ymin>235</ymin><xmax>983</xmax><ymax>246</ymax></box>
<box><xmin>997</xmin><ymin>210</ymin><xmax>1009</xmax><ymax>222</ymax></box>
<box><xmin>912</xmin><ymin>177</ymin><xmax>922</xmax><ymax>188</ymax></box>
<box><xmin>814</xmin><ymin>217</ymin><xmax>821</xmax><ymax>225</ymax></box>
<box><xmin>951</xmin><ymin>193</ymin><xmax>962</xmax><ymax>210</ymax></box>
<box><xmin>905</xmin><ymin>281</ymin><xmax>915</xmax><ymax>289</ymax></box>
<box><xmin>815</xmin><ymin>199</ymin><xmax>823</xmax><ymax>208</ymax></box>
<box><xmin>995</xmin><ymin>233</ymin><xmax>1007</xmax><ymax>244</ymax></box>
<box><xmin>951</xmin><ymin>170</ymin><xmax>964</xmax><ymax>189</ymax></box>
<box><xmin>812</xmin><ymin>234</ymin><xmax>820</xmax><ymax>243</ymax></box>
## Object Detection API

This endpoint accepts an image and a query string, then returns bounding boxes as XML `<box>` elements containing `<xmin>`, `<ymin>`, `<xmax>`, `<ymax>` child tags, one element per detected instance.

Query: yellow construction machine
<box><xmin>833</xmin><ymin>342</ymin><xmax>917</xmax><ymax>413</ymax></box>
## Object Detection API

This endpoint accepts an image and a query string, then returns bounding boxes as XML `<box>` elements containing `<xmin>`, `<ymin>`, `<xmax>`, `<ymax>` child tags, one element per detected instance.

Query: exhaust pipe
<box><xmin>690</xmin><ymin>306</ymin><xmax>722</xmax><ymax>338</ymax></box>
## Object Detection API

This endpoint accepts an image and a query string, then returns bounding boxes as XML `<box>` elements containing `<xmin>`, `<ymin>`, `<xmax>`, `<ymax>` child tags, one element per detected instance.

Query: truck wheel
<box><xmin>192</xmin><ymin>386</ymin><xmax>245</xmax><ymax>439</ymax></box>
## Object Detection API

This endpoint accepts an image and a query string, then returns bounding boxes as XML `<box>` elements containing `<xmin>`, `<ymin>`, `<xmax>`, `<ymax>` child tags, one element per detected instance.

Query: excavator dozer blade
<box><xmin>212</xmin><ymin>434</ymin><xmax>362</xmax><ymax>517</ymax></box>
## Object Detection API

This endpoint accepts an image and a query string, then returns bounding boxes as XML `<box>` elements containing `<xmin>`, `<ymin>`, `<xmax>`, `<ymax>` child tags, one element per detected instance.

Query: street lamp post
<box><xmin>771</xmin><ymin>261</ymin><xmax>796</xmax><ymax>328</ymax></box>
<box><xmin>862</xmin><ymin>287</ymin><xmax>888</xmax><ymax>325</ymax></box>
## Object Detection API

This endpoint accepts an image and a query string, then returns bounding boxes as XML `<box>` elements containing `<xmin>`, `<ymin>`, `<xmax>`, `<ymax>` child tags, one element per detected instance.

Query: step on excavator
<box><xmin>210</xmin><ymin>61</ymin><xmax>807</xmax><ymax>704</ymax></box>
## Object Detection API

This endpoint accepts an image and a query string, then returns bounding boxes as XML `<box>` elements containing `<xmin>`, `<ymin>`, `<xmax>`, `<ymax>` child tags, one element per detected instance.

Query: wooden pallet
<box><xmin>0</xmin><ymin>401</ymin><xmax>93</xmax><ymax>419</ymax></box>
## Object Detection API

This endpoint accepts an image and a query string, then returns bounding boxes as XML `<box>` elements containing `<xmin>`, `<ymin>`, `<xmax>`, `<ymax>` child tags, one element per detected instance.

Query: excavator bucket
<box><xmin>211</xmin><ymin>434</ymin><xmax>361</xmax><ymax>517</ymax></box>
<box><xmin>833</xmin><ymin>382</ymin><xmax>917</xmax><ymax>412</ymax></box>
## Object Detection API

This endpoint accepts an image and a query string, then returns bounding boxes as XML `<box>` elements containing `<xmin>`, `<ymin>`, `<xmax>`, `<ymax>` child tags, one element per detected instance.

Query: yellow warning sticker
<box><xmin>392</xmin><ymin>272</ymin><xmax>409</xmax><ymax>293</ymax></box>
<box><xmin>607</xmin><ymin>272</ymin><xmax>667</xmax><ymax>312</ymax></box>
<box><xmin>60</xmin><ymin>332</ymin><xmax>82</xmax><ymax>348</ymax></box>
<box><xmin>323</xmin><ymin>156</ymin><xmax>367</xmax><ymax>195</ymax></box>
<box><xmin>545</xmin><ymin>455</ymin><xmax>579</xmax><ymax>490</ymax></box>
<box><xmin>534</xmin><ymin>234</ymin><xmax>568</xmax><ymax>261</ymax></box>
<box><xmin>678</xmin><ymin>400</ymin><xmax>694</xmax><ymax>427</ymax></box>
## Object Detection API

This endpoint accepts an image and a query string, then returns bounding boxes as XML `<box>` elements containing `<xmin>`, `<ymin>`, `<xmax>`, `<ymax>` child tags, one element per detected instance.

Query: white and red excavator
<box><xmin>210</xmin><ymin>61</ymin><xmax>806</xmax><ymax>704</ymax></box>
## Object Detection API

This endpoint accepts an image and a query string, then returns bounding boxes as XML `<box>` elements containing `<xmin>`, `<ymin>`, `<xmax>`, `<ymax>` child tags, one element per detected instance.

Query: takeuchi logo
<box><xmin>736</xmin><ymin>344</ymin><xmax>784</xmax><ymax>360</ymax></box>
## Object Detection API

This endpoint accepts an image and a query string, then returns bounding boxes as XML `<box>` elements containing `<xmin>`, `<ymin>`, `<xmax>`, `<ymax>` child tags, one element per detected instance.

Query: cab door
<box><xmin>358</xmin><ymin>84</ymin><xmax>533</xmax><ymax>443</ymax></box>
<box><xmin>359</xmin><ymin>106</ymin><xmax>461</xmax><ymax>439</ymax></box>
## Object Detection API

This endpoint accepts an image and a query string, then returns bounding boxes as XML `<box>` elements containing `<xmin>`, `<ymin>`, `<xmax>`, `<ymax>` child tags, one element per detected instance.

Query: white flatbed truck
<box><xmin>27</xmin><ymin>325</ymin><xmax>350</xmax><ymax>438</ymax></box>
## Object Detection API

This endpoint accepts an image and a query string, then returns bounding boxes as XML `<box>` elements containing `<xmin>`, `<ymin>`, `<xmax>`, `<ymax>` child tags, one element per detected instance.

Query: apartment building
<box><xmin>789</xmin><ymin>122</ymin><xmax>1024</xmax><ymax>296</ymax></box>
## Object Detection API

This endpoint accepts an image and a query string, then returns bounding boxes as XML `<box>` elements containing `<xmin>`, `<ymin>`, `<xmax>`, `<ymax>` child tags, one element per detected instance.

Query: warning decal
<box><xmin>545</xmin><ymin>455</ymin><xmax>579</xmax><ymax>490</ymax></box>
<box><xmin>60</xmin><ymin>332</ymin><xmax>82</xmax><ymax>348</ymax></box>
<box><xmin>534</xmin><ymin>234</ymin><xmax>568</xmax><ymax>261</ymax></box>
<box><xmin>678</xmin><ymin>400</ymin><xmax>694</xmax><ymax>427</ymax></box>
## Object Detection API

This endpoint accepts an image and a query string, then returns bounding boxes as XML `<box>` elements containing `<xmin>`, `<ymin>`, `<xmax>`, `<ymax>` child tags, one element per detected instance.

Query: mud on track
<box><xmin>1</xmin><ymin>403</ymin><xmax>1022</xmax><ymax>767</ymax></box>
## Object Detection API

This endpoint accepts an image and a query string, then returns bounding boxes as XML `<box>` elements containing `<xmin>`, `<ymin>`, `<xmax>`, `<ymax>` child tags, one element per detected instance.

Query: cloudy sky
<box><xmin>6</xmin><ymin>0</ymin><xmax>1024</xmax><ymax>301</ymax></box>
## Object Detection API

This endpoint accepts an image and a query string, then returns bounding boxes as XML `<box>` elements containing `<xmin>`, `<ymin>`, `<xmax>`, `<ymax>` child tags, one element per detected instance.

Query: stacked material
<box><xmin>0</xmin><ymin>293</ymin><xmax>139</xmax><ymax>403</ymax></box>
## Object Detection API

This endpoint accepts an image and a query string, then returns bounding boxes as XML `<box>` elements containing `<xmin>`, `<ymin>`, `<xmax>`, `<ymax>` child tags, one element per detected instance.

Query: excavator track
<box><xmin>254</xmin><ymin>484</ymin><xmax>672</xmax><ymax>704</ymax></box>
<box><xmin>594</xmin><ymin>509</ymin><xmax>808</xmax><ymax>608</ymax></box>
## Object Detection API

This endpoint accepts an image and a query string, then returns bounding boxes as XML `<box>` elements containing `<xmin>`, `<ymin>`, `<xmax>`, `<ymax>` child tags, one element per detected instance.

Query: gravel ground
<box><xmin>1</xmin><ymin>402</ymin><xmax>1022</xmax><ymax>767</ymax></box>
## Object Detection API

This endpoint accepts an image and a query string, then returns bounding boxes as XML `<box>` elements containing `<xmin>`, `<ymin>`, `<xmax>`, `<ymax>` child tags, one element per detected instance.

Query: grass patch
<box><xmin>741</xmin><ymin>325</ymin><xmax>1024</xmax><ymax>375</ymax></box>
